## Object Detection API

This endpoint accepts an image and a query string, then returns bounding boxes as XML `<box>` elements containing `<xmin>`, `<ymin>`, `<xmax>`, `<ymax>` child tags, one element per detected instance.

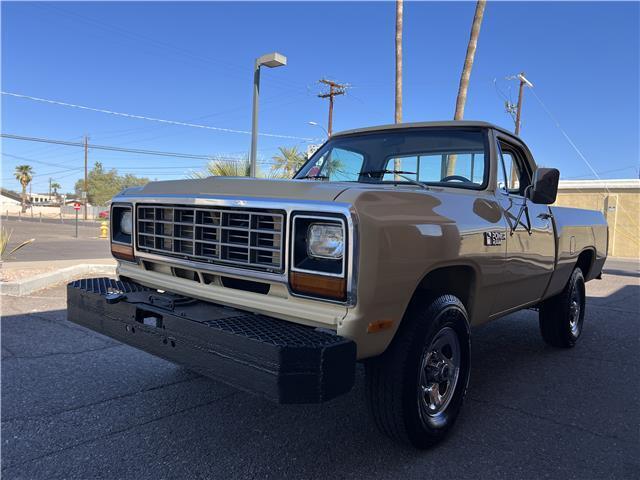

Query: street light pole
<box><xmin>250</xmin><ymin>62</ymin><xmax>261</xmax><ymax>178</ymax></box>
<box><xmin>83</xmin><ymin>135</ymin><xmax>89</xmax><ymax>220</ymax></box>
<box><xmin>249</xmin><ymin>52</ymin><xmax>287</xmax><ymax>177</ymax></box>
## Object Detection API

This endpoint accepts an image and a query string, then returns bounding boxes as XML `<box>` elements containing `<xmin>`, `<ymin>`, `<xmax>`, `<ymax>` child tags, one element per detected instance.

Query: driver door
<box><xmin>492</xmin><ymin>136</ymin><xmax>556</xmax><ymax>314</ymax></box>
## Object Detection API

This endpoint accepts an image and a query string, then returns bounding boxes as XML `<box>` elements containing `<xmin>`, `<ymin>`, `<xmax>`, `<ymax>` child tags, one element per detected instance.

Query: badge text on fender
<box><xmin>484</xmin><ymin>231</ymin><xmax>506</xmax><ymax>246</ymax></box>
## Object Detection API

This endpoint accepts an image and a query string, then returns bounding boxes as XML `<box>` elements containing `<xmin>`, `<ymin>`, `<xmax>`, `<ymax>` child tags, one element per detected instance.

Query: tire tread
<box><xmin>365</xmin><ymin>294</ymin><xmax>469</xmax><ymax>447</ymax></box>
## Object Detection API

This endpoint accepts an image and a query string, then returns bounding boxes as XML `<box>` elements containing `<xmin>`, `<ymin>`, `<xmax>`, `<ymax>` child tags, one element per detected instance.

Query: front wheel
<box><xmin>539</xmin><ymin>267</ymin><xmax>586</xmax><ymax>348</ymax></box>
<box><xmin>365</xmin><ymin>295</ymin><xmax>471</xmax><ymax>448</ymax></box>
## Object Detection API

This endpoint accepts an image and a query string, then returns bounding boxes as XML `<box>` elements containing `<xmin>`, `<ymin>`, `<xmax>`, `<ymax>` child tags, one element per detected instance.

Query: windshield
<box><xmin>295</xmin><ymin>128</ymin><xmax>489</xmax><ymax>189</ymax></box>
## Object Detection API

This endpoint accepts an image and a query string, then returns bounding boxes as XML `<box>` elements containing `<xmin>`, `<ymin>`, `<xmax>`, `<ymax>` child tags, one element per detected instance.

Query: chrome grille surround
<box><xmin>135</xmin><ymin>204</ymin><xmax>285</xmax><ymax>273</ymax></box>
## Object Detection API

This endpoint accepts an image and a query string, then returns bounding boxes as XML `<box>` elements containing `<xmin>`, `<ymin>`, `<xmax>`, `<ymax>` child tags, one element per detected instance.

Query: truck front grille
<box><xmin>135</xmin><ymin>205</ymin><xmax>284</xmax><ymax>273</ymax></box>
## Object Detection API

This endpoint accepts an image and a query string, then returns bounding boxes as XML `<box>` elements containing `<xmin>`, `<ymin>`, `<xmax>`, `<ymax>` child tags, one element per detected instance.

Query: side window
<box><xmin>498</xmin><ymin>141</ymin><xmax>531</xmax><ymax>196</ymax></box>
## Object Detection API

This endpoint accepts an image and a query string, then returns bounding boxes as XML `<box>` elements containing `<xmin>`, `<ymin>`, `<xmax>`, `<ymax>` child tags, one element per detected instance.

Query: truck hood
<box><xmin>126</xmin><ymin>177</ymin><xmax>354</xmax><ymax>202</ymax></box>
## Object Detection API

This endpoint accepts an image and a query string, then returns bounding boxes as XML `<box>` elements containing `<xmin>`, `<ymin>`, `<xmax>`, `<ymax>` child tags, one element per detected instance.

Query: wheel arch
<box><xmin>576</xmin><ymin>248</ymin><xmax>595</xmax><ymax>280</ymax></box>
<box><xmin>409</xmin><ymin>263</ymin><xmax>478</xmax><ymax>319</ymax></box>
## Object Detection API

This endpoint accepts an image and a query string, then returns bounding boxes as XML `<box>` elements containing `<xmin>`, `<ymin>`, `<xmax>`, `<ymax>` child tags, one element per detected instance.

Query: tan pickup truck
<box><xmin>68</xmin><ymin>121</ymin><xmax>607</xmax><ymax>448</ymax></box>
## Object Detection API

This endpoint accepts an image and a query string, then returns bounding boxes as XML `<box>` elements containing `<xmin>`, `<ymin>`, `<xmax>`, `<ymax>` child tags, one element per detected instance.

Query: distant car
<box><xmin>98</xmin><ymin>210</ymin><xmax>109</xmax><ymax>219</ymax></box>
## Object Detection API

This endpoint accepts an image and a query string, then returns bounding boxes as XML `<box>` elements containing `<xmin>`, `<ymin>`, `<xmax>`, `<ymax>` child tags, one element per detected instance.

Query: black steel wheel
<box><xmin>539</xmin><ymin>267</ymin><xmax>586</xmax><ymax>348</ymax></box>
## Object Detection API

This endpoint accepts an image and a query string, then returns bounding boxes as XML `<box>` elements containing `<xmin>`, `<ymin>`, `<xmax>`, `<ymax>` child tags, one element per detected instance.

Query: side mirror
<box><xmin>528</xmin><ymin>167</ymin><xmax>559</xmax><ymax>204</ymax></box>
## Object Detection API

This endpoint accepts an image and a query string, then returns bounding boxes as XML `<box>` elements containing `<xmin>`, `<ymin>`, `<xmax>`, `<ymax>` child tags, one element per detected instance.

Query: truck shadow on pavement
<box><xmin>1</xmin><ymin>283</ymin><xmax>638</xmax><ymax>479</ymax></box>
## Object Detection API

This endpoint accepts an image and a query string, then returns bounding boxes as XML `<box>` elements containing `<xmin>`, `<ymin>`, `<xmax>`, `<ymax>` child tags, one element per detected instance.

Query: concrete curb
<box><xmin>0</xmin><ymin>264</ymin><xmax>116</xmax><ymax>297</ymax></box>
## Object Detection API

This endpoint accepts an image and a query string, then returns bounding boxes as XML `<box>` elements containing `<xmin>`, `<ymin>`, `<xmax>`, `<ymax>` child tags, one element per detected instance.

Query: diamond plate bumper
<box><xmin>67</xmin><ymin>278</ymin><xmax>356</xmax><ymax>403</ymax></box>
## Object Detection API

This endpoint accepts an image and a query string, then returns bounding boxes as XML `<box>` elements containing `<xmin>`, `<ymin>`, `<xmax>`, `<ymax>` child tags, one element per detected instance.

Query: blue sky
<box><xmin>2</xmin><ymin>1</ymin><xmax>639</xmax><ymax>194</ymax></box>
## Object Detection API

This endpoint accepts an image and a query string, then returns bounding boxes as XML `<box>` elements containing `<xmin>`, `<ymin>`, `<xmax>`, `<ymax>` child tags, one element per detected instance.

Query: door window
<box><xmin>497</xmin><ymin>141</ymin><xmax>531</xmax><ymax>196</ymax></box>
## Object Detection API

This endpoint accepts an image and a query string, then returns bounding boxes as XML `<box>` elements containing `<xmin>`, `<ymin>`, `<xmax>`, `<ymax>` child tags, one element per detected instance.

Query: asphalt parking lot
<box><xmin>2</xmin><ymin>219</ymin><xmax>110</xmax><ymax>262</ymax></box>
<box><xmin>1</xmin><ymin>260</ymin><xmax>638</xmax><ymax>479</ymax></box>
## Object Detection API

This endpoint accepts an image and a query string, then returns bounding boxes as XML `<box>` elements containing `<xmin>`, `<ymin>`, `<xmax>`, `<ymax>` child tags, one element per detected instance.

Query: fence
<box><xmin>60</xmin><ymin>205</ymin><xmax>108</xmax><ymax>220</ymax></box>
<box><xmin>3</xmin><ymin>205</ymin><xmax>109</xmax><ymax>223</ymax></box>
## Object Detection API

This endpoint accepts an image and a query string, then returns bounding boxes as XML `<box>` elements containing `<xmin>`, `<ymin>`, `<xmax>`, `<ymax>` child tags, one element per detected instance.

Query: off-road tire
<box><xmin>539</xmin><ymin>267</ymin><xmax>586</xmax><ymax>348</ymax></box>
<box><xmin>365</xmin><ymin>295</ymin><xmax>471</xmax><ymax>449</ymax></box>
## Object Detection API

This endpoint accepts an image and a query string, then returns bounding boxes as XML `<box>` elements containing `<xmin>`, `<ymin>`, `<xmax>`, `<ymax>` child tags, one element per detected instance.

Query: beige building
<box><xmin>555</xmin><ymin>179</ymin><xmax>639</xmax><ymax>258</ymax></box>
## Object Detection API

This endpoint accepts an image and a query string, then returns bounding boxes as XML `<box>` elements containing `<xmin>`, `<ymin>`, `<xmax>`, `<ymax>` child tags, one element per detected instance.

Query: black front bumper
<box><xmin>67</xmin><ymin>278</ymin><xmax>356</xmax><ymax>403</ymax></box>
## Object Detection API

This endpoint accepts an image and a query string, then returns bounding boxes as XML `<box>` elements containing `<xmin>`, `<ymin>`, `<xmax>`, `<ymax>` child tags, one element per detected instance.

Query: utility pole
<box><xmin>514</xmin><ymin>77</ymin><xmax>526</xmax><ymax>135</ymax></box>
<box><xmin>506</xmin><ymin>72</ymin><xmax>533</xmax><ymax>136</ymax></box>
<box><xmin>318</xmin><ymin>79</ymin><xmax>348</xmax><ymax>136</ymax></box>
<box><xmin>49</xmin><ymin>177</ymin><xmax>52</xmax><ymax>199</ymax></box>
<box><xmin>505</xmin><ymin>73</ymin><xmax>533</xmax><ymax>187</ymax></box>
<box><xmin>84</xmin><ymin>135</ymin><xmax>89</xmax><ymax>220</ymax></box>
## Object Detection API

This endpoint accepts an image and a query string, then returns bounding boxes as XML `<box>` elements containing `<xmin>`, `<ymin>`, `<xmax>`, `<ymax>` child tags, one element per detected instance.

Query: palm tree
<box><xmin>395</xmin><ymin>0</ymin><xmax>403</xmax><ymax>124</ymax></box>
<box><xmin>14</xmin><ymin>165</ymin><xmax>34</xmax><ymax>213</ymax></box>
<box><xmin>190</xmin><ymin>155</ymin><xmax>290</xmax><ymax>180</ymax></box>
<box><xmin>454</xmin><ymin>0</ymin><xmax>487</xmax><ymax>120</ymax></box>
<box><xmin>50</xmin><ymin>181</ymin><xmax>62</xmax><ymax>204</ymax></box>
<box><xmin>449</xmin><ymin>0</ymin><xmax>486</xmax><ymax>176</ymax></box>
<box><xmin>190</xmin><ymin>156</ymin><xmax>253</xmax><ymax>179</ymax></box>
<box><xmin>271</xmin><ymin>146</ymin><xmax>305</xmax><ymax>178</ymax></box>
<box><xmin>394</xmin><ymin>0</ymin><xmax>403</xmax><ymax>179</ymax></box>
<box><xmin>206</xmin><ymin>159</ymin><xmax>250</xmax><ymax>177</ymax></box>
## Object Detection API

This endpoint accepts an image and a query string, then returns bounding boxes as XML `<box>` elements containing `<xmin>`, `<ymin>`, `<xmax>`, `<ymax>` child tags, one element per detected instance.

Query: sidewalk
<box><xmin>1</xmin><ymin>258</ymin><xmax>116</xmax><ymax>283</ymax></box>
<box><xmin>1</xmin><ymin>258</ymin><xmax>116</xmax><ymax>296</ymax></box>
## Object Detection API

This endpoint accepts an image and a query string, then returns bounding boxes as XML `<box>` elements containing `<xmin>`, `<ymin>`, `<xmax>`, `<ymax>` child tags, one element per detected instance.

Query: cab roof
<box><xmin>332</xmin><ymin>120</ymin><xmax>519</xmax><ymax>140</ymax></box>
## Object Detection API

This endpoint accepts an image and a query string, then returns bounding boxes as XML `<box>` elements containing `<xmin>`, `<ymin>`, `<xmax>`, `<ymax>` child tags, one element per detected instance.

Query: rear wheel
<box><xmin>365</xmin><ymin>295</ymin><xmax>471</xmax><ymax>448</ymax></box>
<box><xmin>539</xmin><ymin>267</ymin><xmax>586</xmax><ymax>348</ymax></box>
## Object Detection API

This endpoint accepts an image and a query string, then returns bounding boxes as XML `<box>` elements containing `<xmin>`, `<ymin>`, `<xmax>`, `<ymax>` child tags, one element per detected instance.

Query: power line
<box><xmin>2</xmin><ymin>138</ymin><xmax>281</xmax><ymax>170</ymax></box>
<box><xmin>2</xmin><ymin>151</ymin><xmax>260</xmax><ymax>171</ymax></box>
<box><xmin>2</xmin><ymin>152</ymin><xmax>79</xmax><ymax>170</ymax></box>
<box><xmin>1</xmin><ymin>91</ymin><xmax>314</xmax><ymax>141</ymax></box>
<box><xmin>563</xmin><ymin>165</ymin><xmax>638</xmax><ymax>180</ymax></box>
<box><xmin>529</xmin><ymin>88</ymin><xmax>639</xmax><ymax>228</ymax></box>
<box><xmin>3</xmin><ymin>133</ymin><xmax>223</xmax><ymax>160</ymax></box>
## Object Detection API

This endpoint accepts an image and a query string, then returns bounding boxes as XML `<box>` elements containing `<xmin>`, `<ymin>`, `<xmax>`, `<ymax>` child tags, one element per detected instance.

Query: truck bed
<box><xmin>544</xmin><ymin>206</ymin><xmax>608</xmax><ymax>298</ymax></box>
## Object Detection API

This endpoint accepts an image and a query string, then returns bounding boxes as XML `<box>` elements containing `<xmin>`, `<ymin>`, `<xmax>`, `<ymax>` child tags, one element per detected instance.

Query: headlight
<box><xmin>290</xmin><ymin>215</ymin><xmax>347</xmax><ymax>302</ymax></box>
<box><xmin>110</xmin><ymin>204</ymin><xmax>134</xmax><ymax>262</ymax></box>
<box><xmin>120</xmin><ymin>211</ymin><xmax>133</xmax><ymax>235</ymax></box>
<box><xmin>307</xmin><ymin>223</ymin><xmax>344</xmax><ymax>259</ymax></box>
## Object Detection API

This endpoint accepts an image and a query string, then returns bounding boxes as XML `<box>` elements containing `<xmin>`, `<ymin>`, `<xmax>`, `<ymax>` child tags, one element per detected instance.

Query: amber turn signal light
<box><xmin>290</xmin><ymin>271</ymin><xmax>346</xmax><ymax>301</ymax></box>
<box><xmin>367</xmin><ymin>319</ymin><xmax>395</xmax><ymax>333</ymax></box>
<box><xmin>111</xmin><ymin>243</ymin><xmax>135</xmax><ymax>262</ymax></box>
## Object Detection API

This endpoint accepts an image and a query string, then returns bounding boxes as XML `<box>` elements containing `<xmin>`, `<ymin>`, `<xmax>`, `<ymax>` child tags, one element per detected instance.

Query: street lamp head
<box><xmin>257</xmin><ymin>52</ymin><xmax>287</xmax><ymax>68</ymax></box>
<box><xmin>307</xmin><ymin>121</ymin><xmax>328</xmax><ymax>137</ymax></box>
<box><xmin>517</xmin><ymin>73</ymin><xmax>534</xmax><ymax>88</ymax></box>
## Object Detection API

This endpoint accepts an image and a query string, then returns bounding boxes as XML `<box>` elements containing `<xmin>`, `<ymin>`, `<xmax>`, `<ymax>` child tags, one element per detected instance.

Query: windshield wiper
<box><xmin>360</xmin><ymin>170</ymin><xmax>430</xmax><ymax>191</ymax></box>
<box><xmin>299</xmin><ymin>174</ymin><xmax>329</xmax><ymax>180</ymax></box>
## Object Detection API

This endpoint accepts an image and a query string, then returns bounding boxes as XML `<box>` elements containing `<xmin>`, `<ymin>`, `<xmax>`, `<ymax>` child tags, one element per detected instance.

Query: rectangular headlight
<box><xmin>307</xmin><ymin>223</ymin><xmax>344</xmax><ymax>259</ymax></box>
<box><xmin>111</xmin><ymin>204</ymin><xmax>133</xmax><ymax>244</ymax></box>
<box><xmin>111</xmin><ymin>204</ymin><xmax>135</xmax><ymax>262</ymax></box>
<box><xmin>290</xmin><ymin>214</ymin><xmax>347</xmax><ymax>301</ymax></box>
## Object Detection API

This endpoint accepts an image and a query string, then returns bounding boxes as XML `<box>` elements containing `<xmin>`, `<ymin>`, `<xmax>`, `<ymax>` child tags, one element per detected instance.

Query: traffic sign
<box><xmin>73</xmin><ymin>202</ymin><xmax>81</xmax><ymax>211</ymax></box>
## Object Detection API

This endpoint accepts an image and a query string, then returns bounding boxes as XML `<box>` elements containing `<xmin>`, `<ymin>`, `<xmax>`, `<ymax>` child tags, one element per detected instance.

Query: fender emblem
<box><xmin>484</xmin><ymin>231</ymin><xmax>506</xmax><ymax>246</ymax></box>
